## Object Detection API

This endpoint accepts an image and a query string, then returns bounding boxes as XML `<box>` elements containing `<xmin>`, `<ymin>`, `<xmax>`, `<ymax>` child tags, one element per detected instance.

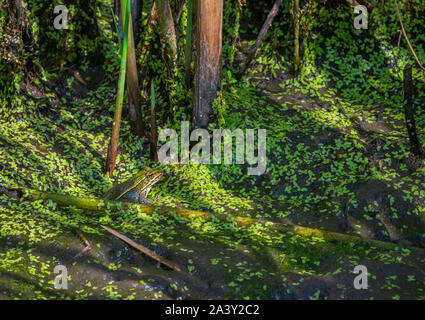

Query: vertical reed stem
<box><xmin>150</xmin><ymin>80</ymin><xmax>158</xmax><ymax>162</ymax></box>
<box><xmin>105</xmin><ymin>0</ymin><xmax>131</xmax><ymax>177</ymax></box>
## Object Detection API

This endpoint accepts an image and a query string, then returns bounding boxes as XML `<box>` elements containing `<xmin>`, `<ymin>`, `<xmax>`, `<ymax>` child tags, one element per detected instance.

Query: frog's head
<box><xmin>136</xmin><ymin>167</ymin><xmax>163</xmax><ymax>199</ymax></box>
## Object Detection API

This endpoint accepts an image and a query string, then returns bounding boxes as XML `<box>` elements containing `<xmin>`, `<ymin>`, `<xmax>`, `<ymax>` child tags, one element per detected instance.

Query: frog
<box><xmin>104</xmin><ymin>167</ymin><xmax>163</xmax><ymax>204</ymax></box>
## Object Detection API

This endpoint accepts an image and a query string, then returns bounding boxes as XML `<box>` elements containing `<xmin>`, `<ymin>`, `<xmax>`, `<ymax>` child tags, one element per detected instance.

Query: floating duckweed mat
<box><xmin>2</xmin><ymin>79</ymin><xmax>425</xmax><ymax>299</ymax></box>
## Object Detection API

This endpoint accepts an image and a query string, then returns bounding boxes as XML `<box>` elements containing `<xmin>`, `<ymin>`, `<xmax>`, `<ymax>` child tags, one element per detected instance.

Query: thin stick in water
<box><xmin>101</xmin><ymin>225</ymin><xmax>182</xmax><ymax>271</ymax></box>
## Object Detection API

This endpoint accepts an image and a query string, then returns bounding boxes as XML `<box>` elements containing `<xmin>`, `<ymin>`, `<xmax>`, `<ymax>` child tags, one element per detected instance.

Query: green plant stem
<box><xmin>110</xmin><ymin>7</ymin><xmax>121</xmax><ymax>52</ymax></box>
<box><xmin>150</xmin><ymin>80</ymin><xmax>158</xmax><ymax>161</ymax></box>
<box><xmin>105</xmin><ymin>0</ymin><xmax>131</xmax><ymax>177</ymax></box>
<box><xmin>122</xmin><ymin>3</ymin><xmax>145</xmax><ymax>138</ymax></box>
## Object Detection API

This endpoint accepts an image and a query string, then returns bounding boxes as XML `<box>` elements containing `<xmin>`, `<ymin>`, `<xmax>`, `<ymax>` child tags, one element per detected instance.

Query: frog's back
<box><xmin>104</xmin><ymin>168</ymin><xmax>152</xmax><ymax>202</ymax></box>
<box><xmin>104</xmin><ymin>182</ymin><xmax>126</xmax><ymax>201</ymax></box>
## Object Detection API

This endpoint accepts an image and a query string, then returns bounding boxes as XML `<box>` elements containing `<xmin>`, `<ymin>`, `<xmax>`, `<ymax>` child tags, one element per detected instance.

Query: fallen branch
<box><xmin>238</xmin><ymin>0</ymin><xmax>282</xmax><ymax>78</ymax></box>
<box><xmin>22</xmin><ymin>189</ymin><xmax>424</xmax><ymax>252</ymax></box>
<box><xmin>393</xmin><ymin>0</ymin><xmax>425</xmax><ymax>74</ymax></box>
<box><xmin>101</xmin><ymin>225</ymin><xmax>182</xmax><ymax>271</ymax></box>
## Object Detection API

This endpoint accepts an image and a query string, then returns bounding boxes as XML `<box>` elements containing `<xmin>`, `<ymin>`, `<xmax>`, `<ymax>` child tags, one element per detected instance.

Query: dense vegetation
<box><xmin>1</xmin><ymin>0</ymin><xmax>425</xmax><ymax>299</ymax></box>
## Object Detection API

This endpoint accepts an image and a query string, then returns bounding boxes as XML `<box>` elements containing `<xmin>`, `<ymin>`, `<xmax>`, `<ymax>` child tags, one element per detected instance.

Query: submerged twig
<box><xmin>73</xmin><ymin>229</ymin><xmax>92</xmax><ymax>259</ymax></box>
<box><xmin>101</xmin><ymin>225</ymin><xmax>182</xmax><ymax>271</ymax></box>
